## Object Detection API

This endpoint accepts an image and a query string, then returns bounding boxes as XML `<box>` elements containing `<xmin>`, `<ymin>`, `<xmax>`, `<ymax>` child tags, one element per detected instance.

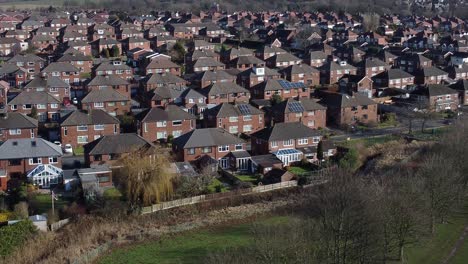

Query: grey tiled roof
<box><xmin>84</xmin><ymin>133</ymin><xmax>153</xmax><ymax>155</ymax></box>
<box><xmin>319</xmin><ymin>92</ymin><xmax>377</xmax><ymax>108</ymax></box>
<box><xmin>271</xmin><ymin>98</ymin><xmax>326</xmax><ymax>114</ymax></box>
<box><xmin>0</xmin><ymin>138</ymin><xmax>62</xmax><ymax>159</ymax></box>
<box><xmin>0</xmin><ymin>112</ymin><xmax>38</xmax><ymax>129</ymax></box>
<box><xmin>24</xmin><ymin>76</ymin><xmax>69</xmax><ymax>88</ymax></box>
<box><xmin>204</xmin><ymin>102</ymin><xmax>263</xmax><ymax>118</ymax></box>
<box><xmin>202</xmin><ymin>82</ymin><xmax>249</xmax><ymax>96</ymax></box>
<box><xmin>60</xmin><ymin>109</ymin><xmax>119</xmax><ymax>126</ymax></box>
<box><xmin>8</xmin><ymin>91</ymin><xmax>61</xmax><ymax>105</ymax></box>
<box><xmin>138</xmin><ymin>105</ymin><xmax>195</xmax><ymax>122</ymax></box>
<box><xmin>251</xmin><ymin>122</ymin><xmax>321</xmax><ymax>141</ymax></box>
<box><xmin>42</xmin><ymin>62</ymin><xmax>79</xmax><ymax>73</ymax></box>
<box><xmin>81</xmin><ymin>89</ymin><xmax>129</xmax><ymax>103</ymax></box>
<box><xmin>88</xmin><ymin>75</ymin><xmax>129</xmax><ymax>86</ymax></box>
<box><xmin>174</xmin><ymin>127</ymin><xmax>244</xmax><ymax>148</ymax></box>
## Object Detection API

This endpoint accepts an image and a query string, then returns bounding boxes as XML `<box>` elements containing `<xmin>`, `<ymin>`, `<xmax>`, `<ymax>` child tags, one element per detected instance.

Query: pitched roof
<box><xmin>138</xmin><ymin>105</ymin><xmax>196</xmax><ymax>122</ymax></box>
<box><xmin>146</xmin><ymin>73</ymin><xmax>186</xmax><ymax>85</ymax></box>
<box><xmin>271</xmin><ymin>98</ymin><xmax>326</xmax><ymax>114</ymax></box>
<box><xmin>319</xmin><ymin>92</ymin><xmax>377</xmax><ymax>108</ymax></box>
<box><xmin>173</xmin><ymin>128</ymin><xmax>244</xmax><ymax>149</ymax></box>
<box><xmin>88</xmin><ymin>75</ymin><xmax>129</xmax><ymax>86</ymax></box>
<box><xmin>81</xmin><ymin>89</ymin><xmax>129</xmax><ymax>103</ymax></box>
<box><xmin>0</xmin><ymin>138</ymin><xmax>62</xmax><ymax>159</ymax></box>
<box><xmin>84</xmin><ymin>133</ymin><xmax>153</xmax><ymax>155</ymax></box>
<box><xmin>60</xmin><ymin>109</ymin><xmax>119</xmax><ymax>126</ymax></box>
<box><xmin>0</xmin><ymin>112</ymin><xmax>38</xmax><ymax>129</ymax></box>
<box><xmin>42</xmin><ymin>62</ymin><xmax>79</xmax><ymax>72</ymax></box>
<box><xmin>201</xmin><ymin>82</ymin><xmax>249</xmax><ymax>96</ymax></box>
<box><xmin>279</xmin><ymin>63</ymin><xmax>319</xmax><ymax>75</ymax></box>
<box><xmin>8</xmin><ymin>91</ymin><xmax>61</xmax><ymax>105</ymax></box>
<box><xmin>204</xmin><ymin>102</ymin><xmax>263</xmax><ymax>118</ymax></box>
<box><xmin>251</xmin><ymin>122</ymin><xmax>321</xmax><ymax>141</ymax></box>
<box><xmin>24</xmin><ymin>76</ymin><xmax>69</xmax><ymax>88</ymax></box>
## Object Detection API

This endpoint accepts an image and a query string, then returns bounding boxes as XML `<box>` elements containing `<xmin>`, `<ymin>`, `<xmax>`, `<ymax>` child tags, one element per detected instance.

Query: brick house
<box><xmin>319</xmin><ymin>61</ymin><xmax>358</xmax><ymax>85</ymax></box>
<box><xmin>279</xmin><ymin>64</ymin><xmax>320</xmax><ymax>87</ymax></box>
<box><xmin>449</xmin><ymin>80</ymin><xmax>468</xmax><ymax>105</ymax></box>
<box><xmin>338</xmin><ymin>75</ymin><xmax>374</xmax><ymax>98</ymax></box>
<box><xmin>0</xmin><ymin>64</ymin><xmax>28</xmax><ymax>87</ymax></box>
<box><xmin>94</xmin><ymin>61</ymin><xmax>133</xmax><ymax>81</ymax></box>
<box><xmin>23</xmin><ymin>76</ymin><xmax>71</xmax><ymax>102</ymax></box>
<box><xmin>265</xmin><ymin>52</ymin><xmax>302</xmax><ymax>68</ymax></box>
<box><xmin>87</xmin><ymin>75</ymin><xmax>131</xmax><ymax>98</ymax></box>
<box><xmin>228</xmin><ymin>55</ymin><xmax>265</xmax><ymax>71</ymax></box>
<box><xmin>143</xmin><ymin>72</ymin><xmax>187</xmax><ymax>91</ymax></box>
<box><xmin>237</xmin><ymin>67</ymin><xmax>282</xmax><ymax>89</ymax></box>
<box><xmin>395</xmin><ymin>53</ymin><xmax>433</xmax><ymax>74</ymax></box>
<box><xmin>81</xmin><ymin>88</ymin><xmax>130</xmax><ymax>116</ymax></box>
<box><xmin>200</xmin><ymin>82</ymin><xmax>250</xmax><ymax>105</ymax></box>
<box><xmin>252</xmin><ymin>79</ymin><xmax>310</xmax><ymax>100</ymax></box>
<box><xmin>319</xmin><ymin>92</ymin><xmax>378</xmax><ymax>127</ymax></box>
<box><xmin>145</xmin><ymin>57</ymin><xmax>181</xmax><ymax>76</ymax></box>
<box><xmin>180</xmin><ymin>88</ymin><xmax>207</xmax><ymax>115</ymax></box>
<box><xmin>84</xmin><ymin>133</ymin><xmax>154</xmax><ymax>167</ymax></box>
<box><xmin>0</xmin><ymin>138</ymin><xmax>62</xmax><ymax>191</ymax></box>
<box><xmin>250</xmin><ymin>122</ymin><xmax>322</xmax><ymax>165</ymax></box>
<box><xmin>121</xmin><ymin>37</ymin><xmax>151</xmax><ymax>53</ymax></box>
<box><xmin>373</xmin><ymin>69</ymin><xmax>415</xmax><ymax>89</ymax></box>
<box><xmin>41</xmin><ymin>62</ymin><xmax>81</xmax><ymax>85</ymax></box>
<box><xmin>7</xmin><ymin>54</ymin><xmax>45</xmax><ymax>77</ymax></box>
<box><xmin>0</xmin><ymin>112</ymin><xmax>38</xmax><ymax>142</ymax></box>
<box><xmin>417</xmin><ymin>67</ymin><xmax>449</xmax><ymax>85</ymax></box>
<box><xmin>304</xmin><ymin>51</ymin><xmax>329</xmax><ymax>67</ymax></box>
<box><xmin>221</xmin><ymin>47</ymin><xmax>253</xmax><ymax>64</ymax></box>
<box><xmin>191</xmin><ymin>57</ymin><xmax>226</xmax><ymax>73</ymax></box>
<box><xmin>355</xmin><ymin>57</ymin><xmax>389</xmax><ymax>78</ymax></box>
<box><xmin>57</xmin><ymin>52</ymin><xmax>93</xmax><ymax>74</ymax></box>
<box><xmin>137</xmin><ymin>105</ymin><xmax>196</xmax><ymax>142</ymax></box>
<box><xmin>196</xmin><ymin>70</ymin><xmax>236</xmax><ymax>89</ymax></box>
<box><xmin>268</xmin><ymin>98</ymin><xmax>327</xmax><ymax>129</ymax></box>
<box><xmin>0</xmin><ymin>80</ymin><xmax>8</xmax><ymax>110</ymax></box>
<box><xmin>8</xmin><ymin>91</ymin><xmax>61</xmax><ymax>122</ymax></box>
<box><xmin>91</xmin><ymin>38</ymin><xmax>122</xmax><ymax>57</ymax></box>
<box><xmin>60</xmin><ymin>109</ymin><xmax>120</xmax><ymax>148</ymax></box>
<box><xmin>410</xmin><ymin>84</ymin><xmax>459</xmax><ymax>112</ymax></box>
<box><xmin>172</xmin><ymin>128</ymin><xmax>247</xmax><ymax>170</ymax></box>
<box><xmin>203</xmin><ymin>102</ymin><xmax>265</xmax><ymax>134</ymax></box>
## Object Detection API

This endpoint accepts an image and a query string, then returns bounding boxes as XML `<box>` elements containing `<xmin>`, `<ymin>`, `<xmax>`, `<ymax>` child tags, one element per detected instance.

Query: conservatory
<box><xmin>272</xmin><ymin>148</ymin><xmax>303</xmax><ymax>166</ymax></box>
<box><xmin>27</xmin><ymin>164</ymin><xmax>63</xmax><ymax>189</ymax></box>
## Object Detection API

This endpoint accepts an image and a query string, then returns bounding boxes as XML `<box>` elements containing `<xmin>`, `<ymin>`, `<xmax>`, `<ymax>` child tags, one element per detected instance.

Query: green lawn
<box><xmin>28</xmin><ymin>193</ymin><xmax>69</xmax><ymax>215</ymax></box>
<box><xmin>207</xmin><ymin>178</ymin><xmax>227</xmax><ymax>193</ymax></box>
<box><xmin>403</xmin><ymin>202</ymin><xmax>468</xmax><ymax>264</ymax></box>
<box><xmin>73</xmin><ymin>146</ymin><xmax>84</xmax><ymax>156</ymax></box>
<box><xmin>338</xmin><ymin>134</ymin><xmax>401</xmax><ymax>148</ymax></box>
<box><xmin>99</xmin><ymin>216</ymin><xmax>292</xmax><ymax>264</ymax></box>
<box><xmin>235</xmin><ymin>174</ymin><xmax>258</xmax><ymax>184</ymax></box>
<box><xmin>450</xmin><ymin>235</ymin><xmax>468</xmax><ymax>264</ymax></box>
<box><xmin>287</xmin><ymin>166</ymin><xmax>314</xmax><ymax>175</ymax></box>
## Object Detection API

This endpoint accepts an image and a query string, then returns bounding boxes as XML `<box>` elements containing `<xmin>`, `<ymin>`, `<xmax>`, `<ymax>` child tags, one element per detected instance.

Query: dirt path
<box><xmin>442</xmin><ymin>225</ymin><xmax>468</xmax><ymax>264</ymax></box>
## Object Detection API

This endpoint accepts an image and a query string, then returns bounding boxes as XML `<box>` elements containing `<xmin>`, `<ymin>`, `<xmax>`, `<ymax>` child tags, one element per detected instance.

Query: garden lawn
<box><xmin>103</xmin><ymin>188</ymin><xmax>123</xmax><ymax>200</ymax></box>
<box><xmin>235</xmin><ymin>174</ymin><xmax>258</xmax><ymax>184</ymax></box>
<box><xmin>207</xmin><ymin>178</ymin><xmax>227</xmax><ymax>193</ymax></box>
<box><xmin>28</xmin><ymin>193</ymin><xmax>69</xmax><ymax>215</ymax></box>
<box><xmin>287</xmin><ymin>166</ymin><xmax>313</xmax><ymax>175</ymax></box>
<box><xmin>99</xmin><ymin>216</ymin><xmax>292</xmax><ymax>264</ymax></box>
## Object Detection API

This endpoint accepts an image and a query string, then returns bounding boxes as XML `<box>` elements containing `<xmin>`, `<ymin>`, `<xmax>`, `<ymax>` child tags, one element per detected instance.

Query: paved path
<box><xmin>442</xmin><ymin>225</ymin><xmax>468</xmax><ymax>264</ymax></box>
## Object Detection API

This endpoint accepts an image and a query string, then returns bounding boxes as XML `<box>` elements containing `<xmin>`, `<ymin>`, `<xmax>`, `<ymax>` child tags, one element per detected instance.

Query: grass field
<box><xmin>403</xmin><ymin>201</ymin><xmax>468</xmax><ymax>264</ymax></box>
<box><xmin>98</xmin><ymin>216</ymin><xmax>292</xmax><ymax>264</ymax></box>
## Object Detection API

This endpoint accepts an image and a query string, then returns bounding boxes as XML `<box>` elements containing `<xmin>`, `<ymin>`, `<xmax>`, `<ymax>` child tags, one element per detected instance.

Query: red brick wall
<box><xmin>174</xmin><ymin>143</ymin><xmax>247</xmax><ymax>162</ymax></box>
<box><xmin>204</xmin><ymin>114</ymin><xmax>264</xmax><ymax>134</ymax></box>
<box><xmin>81</xmin><ymin>102</ymin><xmax>130</xmax><ymax>116</ymax></box>
<box><xmin>0</xmin><ymin>127</ymin><xmax>37</xmax><ymax>142</ymax></box>
<box><xmin>61</xmin><ymin>123</ymin><xmax>120</xmax><ymax>148</ymax></box>
<box><xmin>140</xmin><ymin>119</ymin><xmax>194</xmax><ymax>142</ymax></box>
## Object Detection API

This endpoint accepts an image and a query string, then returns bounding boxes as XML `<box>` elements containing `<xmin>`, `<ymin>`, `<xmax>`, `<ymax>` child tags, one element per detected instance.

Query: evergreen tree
<box><xmin>111</xmin><ymin>45</ymin><xmax>120</xmax><ymax>57</ymax></box>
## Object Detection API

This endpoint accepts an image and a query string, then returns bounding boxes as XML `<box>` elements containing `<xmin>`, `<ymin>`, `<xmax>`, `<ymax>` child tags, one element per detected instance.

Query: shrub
<box><xmin>0</xmin><ymin>220</ymin><xmax>37</xmax><ymax>257</ymax></box>
<box><xmin>13</xmin><ymin>202</ymin><xmax>29</xmax><ymax>219</ymax></box>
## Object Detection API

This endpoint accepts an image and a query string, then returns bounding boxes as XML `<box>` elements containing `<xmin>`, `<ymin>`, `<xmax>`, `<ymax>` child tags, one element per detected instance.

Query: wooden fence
<box><xmin>141</xmin><ymin>180</ymin><xmax>298</xmax><ymax>214</ymax></box>
<box><xmin>49</xmin><ymin>218</ymin><xmax>70</xmax><ymax>232</ymax></box>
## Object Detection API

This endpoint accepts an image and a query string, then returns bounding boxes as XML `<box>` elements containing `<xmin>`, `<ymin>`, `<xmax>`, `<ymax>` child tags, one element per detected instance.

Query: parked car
<box><xmin>53</xmin><ymin>141</ymin><xmax>62</xmax><ymax>148</ymax></box>
<box><xmin>63</xmin><ymin>144</ymin><xmax>73</xmax><ymax>154</ymax></box>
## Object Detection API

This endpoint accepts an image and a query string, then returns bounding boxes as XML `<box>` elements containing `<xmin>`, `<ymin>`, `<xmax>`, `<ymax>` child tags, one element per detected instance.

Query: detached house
<box><xmin>268</xmin><ymin>98</ymin><xmax>327</xmax><ymax>129</ymax></box>
<box><xmin>137</xmin><ymin>105</ymin><xmax>196</xmax><ymax>142</ymax></box>
<box><xmin>0</xmin><ymin>112</ymin><xmax>38</xmax><ymax>142</ymax></box>
<box><xmin>60</xmin><ymin>109</ymin><xmax>120</xmax><ymax>148</ymax></box>
<box><xmin>203</xmin><ymin>102</ymin><xmax>265</xmax><ymax>134</ymax></box>
<box><xmin>251</xmin><ymin>122</ymin><xmax>322</xmax><ymax>165</ymax></box>
<box><xmin>173</xmin><ymin>128</ymin><xmax>247</xmax><ymax>170</ymax></box>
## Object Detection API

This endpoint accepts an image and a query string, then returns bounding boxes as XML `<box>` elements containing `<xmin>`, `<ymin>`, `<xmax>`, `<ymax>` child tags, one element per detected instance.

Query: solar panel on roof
<box><xmin>288</xmin><ymin>101</ymin><xmax>304</xmax><ymax>113</ymax></box>
<box><xmin>238</xmin><ymin>104</ymin><xmax>251</xmax><ymax>115</ymax></box>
